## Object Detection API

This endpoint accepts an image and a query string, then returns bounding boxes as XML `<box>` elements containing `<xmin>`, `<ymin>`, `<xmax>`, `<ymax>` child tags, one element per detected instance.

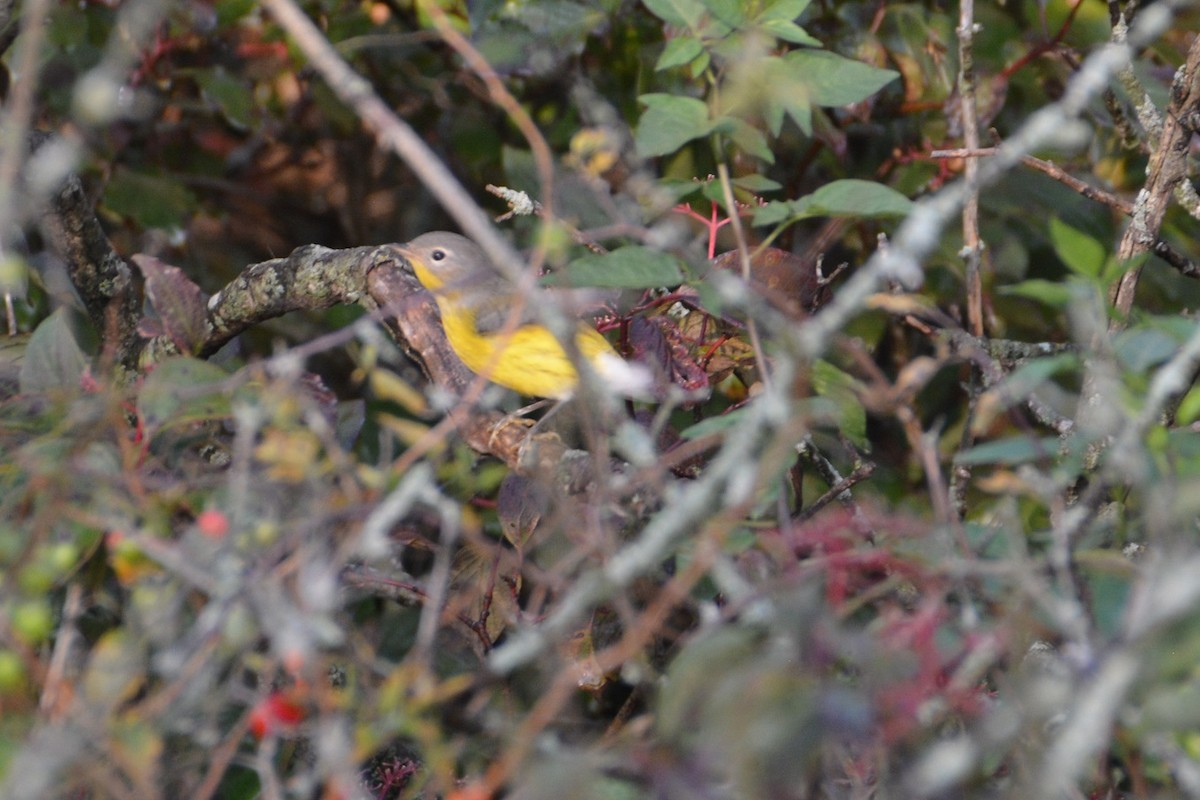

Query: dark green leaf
<box><xmin>657</xmin><ymin>36</ymin><xmax>705</xmax><ymax>71</ymax></box>
<box><xmin>954</xmin><ymin>435</ymin><xmax>1062</xmax><ymax>466</ymax></box>
<box><xmin>558</xmin><ymin>246</ymin><xmax>685</xmax><ymax>289</ymax></box>
<box><xmin>195</xmin><ymin>69</ymin><xmax>254</xmax><ymax>129</ymax></box>
<box><xmin>752</xmin><ymin>180</ymin><xmax>911</xmax><ymax>225</ymax></box>
<box><xmin>1080</xmin><ymin>565</ymin><xmax>1131</xmax><ymax>639</ymax></box>
<box><xmin>811</xmin><ymin>360</ymin><xmax>867</xmax><ymax>449</ymax></box>
<box><xmin>680</xmin><ymin>408</ymin><xmax>747</xmax><ymax>439</ymax></box>
<box><xmin>801</xmin><ymin>179</ymin><xmax>912</xmax><ymax>217</ymax></box>
<box><xmin>18</xmin><ymin>309</ymin><xmax>88</xmax><ymax>394</ymax></box>
<box><xmin>137</xmin><ymin>358</ymin><xmax>232</xmax><ymax>435</ymax></box>
<box><xmin>103</xmin><ymin>169</ymin><xmax>197</xmax><ymax>230</ymax></box>
<box><xmin>635</xmin><ymin>94</ymin><xmax>714</xmax><ymax>157</ymax></box>
<box><xmin>991</xmin><ymin>353</ymin><xmax>1080</xmax><ymax>399</ymax></box>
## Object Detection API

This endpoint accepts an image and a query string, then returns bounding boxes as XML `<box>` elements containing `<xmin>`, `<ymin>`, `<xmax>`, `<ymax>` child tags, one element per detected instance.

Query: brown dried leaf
<box><xmin>712</xmin><ymin>246</ymin><xmax>831</xmax><ymax>318</ymax></box>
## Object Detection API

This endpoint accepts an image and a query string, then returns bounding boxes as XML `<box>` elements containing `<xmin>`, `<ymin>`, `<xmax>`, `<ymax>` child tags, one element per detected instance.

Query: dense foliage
<box><xmin>2</xmin><ymin>0</ymin><xmax>1200</xmax><ymax>798</ymax></box>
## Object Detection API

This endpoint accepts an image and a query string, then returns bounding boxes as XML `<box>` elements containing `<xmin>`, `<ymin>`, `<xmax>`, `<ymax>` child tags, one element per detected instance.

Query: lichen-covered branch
<box><xmin>1110</xmin><ymin>34</ymin><xmax>1200</xmax><ymax>318</ymax></box>
<box><xmin>34</xmin><ymin>134</ymin><xmax>142</xmax><ymax>371</ymax></box>
<box><xmin>206</xmin><ymin>245</ymin><xmax>374</xmax><ymax>356</ymax></box>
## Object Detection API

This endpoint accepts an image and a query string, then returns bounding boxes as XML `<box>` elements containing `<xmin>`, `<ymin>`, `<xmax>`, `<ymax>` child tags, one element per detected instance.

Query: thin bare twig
<box><xmin>956</xmin><ymin>0</ymin><xmax>984</xmax><ymax>339</ymax></box>
<box><xmin>930</xmin><ymin>147</ymin><xmax>1199</xmax><ymax>278</ymax></box>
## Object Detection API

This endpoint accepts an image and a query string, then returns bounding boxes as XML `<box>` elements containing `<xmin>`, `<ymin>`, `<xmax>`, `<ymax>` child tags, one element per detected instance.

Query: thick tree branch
<box><xmin>1110</xmin><ymin>34</ymin><xmax>1200</xmax><ymax>319</ymax></box>
<box><xmin>33</xmin><ymin>134</ymin><xmax>142</xmax><ymax>371</ymax></box>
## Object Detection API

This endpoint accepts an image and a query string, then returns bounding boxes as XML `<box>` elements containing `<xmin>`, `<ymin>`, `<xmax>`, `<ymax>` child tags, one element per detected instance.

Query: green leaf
<box><xmin>762</xmin><ymin>49</ymin><xmax>897</xmax><ymax>135</ymax></box>
<box><xmin>751</xmin><ymin>180</ymin><xmax>911</xmax><ymax>225</ymax></box>
<box><xmin>759</xmin><ymin>18</ymin><xmax>820</xmax><ymax>45</ymax></box>
<box><xmin>720</xmin><ymin>116</ymin><xmax>775</xmax><ymax>163</ymax></box>
<box><xmin>642</xmin><ymin>0</ymin><xmax>707</xmax><ymax>29</ymax></box>
<box><xmin>558</xmin><ymin>246</ymin><xmax>685</xmax><ymax>289</ymax></box>
<box><xmin>1115</xmin><ymin>327</ymin><xmax>1184</xmax><ymax>373</ymax></box>
<box><xmin>657</xmin><ymin>36</ymin><xmax>705</xmax><ymax>70</ymax></box>
<box><xmin>195</xmin><ymin>69</ymin><xmax>254</xmax><ymax>129</ymax></box>
<box><xmin>656</xmin><ymin>178</ymin><xmax>708</xmax><ymax>203</ymax></box>
<box><xmin>763</xmin><ymin>47</ymin><xmax>897</xmax><ymax>134</ymax></box>
<box><xmin>811</xmin><ymin>360</ymin><xmax>867</xmax><ymax>449</ymax></box>
<box><xmin>1079</xmin><ymin>565</ymin><xmax>1131</xmax><ymax>639</ymax></box>
<box><xmin>215</xmin><ymin>0</ymin><xmax>258</xmax><ymax>26</ymax></box>
<box><xmin>781</xmin><ymin>49</ymin><xmax>898</xmax><ymax>106</ymax></box>
<box><xmin>700</xmin><ymin>0</ymin><xmax>745</xmax><ymax>28</ymax></box>
<box><xmin>1103</xmin><ymin>251</ymin><xmax>1147</xmax><ymax>286</ymax></box>
<box><xmin>635</xmin><ymin>94</ymin><xmax>714</xmax><ymax>157</ymax></box>
<box><xmin>680</xmin><ymin>408</ymin><xmax>747</xmax><ymax>439</ymax></box>
<box><xmin>103</xmin><ymin>169</ymin><xmax>197</xmax><ymax>230</ymax></box>
<box><xmin>1176</xmin><ymin>384</ymin><xmax>1200</xmax><ymax>425</ymax></box>
<box><xmin>955</xmin><ymin>435</ymin><xmax>1062</xmax><ymax>466</ymax></box>
<box><xmin>137</xmin><ymin>358</ymin><xmax>232</xmax><ymax>436</ymax></box>
<box><xmin>732</xmin><ymin>174</ymin><xmax>782</xmax><ymax>192</ymax></box>
<box><xmin>802</xmin><ymin>179</ymin><xmax>912</xmax><ymax>217</ymax></box>
<box><xmin>1049</xmin><ymin>217</ymin><xmax>1106</xmax><ymax>279</ymax></box>
<box><xmin>507</xmin><ymin>1</ymin><xmax>606</xmax><ymax>37</ymax></box>
<box><xmin>980</xmin><ymin>353</ymin><xmax>1079</xmax><ymax>417</ymax></box>
<box><xmin>992</xmin><ymin>353</ymin><xmax>1079</xmax><ymax>398</ymax></box>
<box><xmin>18</xmin><ymin>309</ymin><xmax>88</xmax><ymax>394</ymax></box>
<box><xmin>762</xmin><ymin>56</ymin><xmax>811</xmax><ymax>136</ymax></box>
<box><xmin>756</xmin><ymin>0</ymin><xmax>813</xmax><ymax>21</ymax></box>
<box><xmin>753</xmin><ymin>200</ymin><xmax>792</xmax><ymax>226</ymax></box>
<box><xmin>1000</xmin><ymin>279</ymin><xmax>1077</xmax><ymax>309</ymax></box>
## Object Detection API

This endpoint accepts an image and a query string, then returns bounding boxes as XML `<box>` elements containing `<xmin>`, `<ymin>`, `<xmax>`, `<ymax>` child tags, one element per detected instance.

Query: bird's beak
<box><xmin>392</xmin><ymin>243</ymin><xmax>416</xmax><ymax>275</ymax></box>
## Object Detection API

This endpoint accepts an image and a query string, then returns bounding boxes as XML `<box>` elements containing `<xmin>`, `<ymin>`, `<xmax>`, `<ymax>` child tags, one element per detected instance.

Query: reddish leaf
<box><xmin>133</xmin><ymin>254</ymin><xmax>209</xmax><ymax>355</ymax></box>
<box><xmin>628</xmin><ymin>315</ymin><xmax>710</xmax><ymax>399</ymax></box>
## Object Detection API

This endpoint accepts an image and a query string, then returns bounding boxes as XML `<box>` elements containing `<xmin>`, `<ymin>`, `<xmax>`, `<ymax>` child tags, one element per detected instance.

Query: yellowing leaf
<box><xmin>254</xmin><ymin>428</ymin><xmax>322</xmax><ymax>482</ymax></box>
<box><xmin>377</xmin><ymin>413</ymin><xmax>436</xmax><ymax>450</ymax></box>
<box><xmin>370</xmin><ymin>369</ymin><xmax>428</xmax><ymax>415</ymax></box>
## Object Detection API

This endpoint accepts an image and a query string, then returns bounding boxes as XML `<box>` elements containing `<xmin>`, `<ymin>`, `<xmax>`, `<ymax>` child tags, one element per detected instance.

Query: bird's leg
<box><xmin>486</xmin><ymin>399</ymin><xmax>550</xmax><ymax>451</ymax></box>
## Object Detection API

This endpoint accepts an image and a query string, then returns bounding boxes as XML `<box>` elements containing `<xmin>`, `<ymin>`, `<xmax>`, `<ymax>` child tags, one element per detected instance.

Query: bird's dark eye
<box><xmin>431</xmin><ymin>249</ymin><xmax>446</xmax><ymax>261</ymax></box>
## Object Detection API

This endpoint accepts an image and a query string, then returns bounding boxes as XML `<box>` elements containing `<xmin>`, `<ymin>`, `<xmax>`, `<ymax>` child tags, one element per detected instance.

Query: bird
<box><xmin>396</xmin><ymin>231</ymin><xmax>642</xmax><ymax>400</ymax></box>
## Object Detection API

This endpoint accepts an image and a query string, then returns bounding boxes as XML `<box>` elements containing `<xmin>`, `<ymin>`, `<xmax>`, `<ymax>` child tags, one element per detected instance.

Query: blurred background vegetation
<box><xmin>3</xmin><ymin>0</ymin><xmax>1200</xmax><ymax>798</ymax></box>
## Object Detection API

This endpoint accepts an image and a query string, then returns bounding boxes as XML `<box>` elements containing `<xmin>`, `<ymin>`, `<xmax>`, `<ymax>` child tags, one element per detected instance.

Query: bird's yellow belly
<box><xmin>440</xmin><ymin>306</ymin><xmax>615</xmax><ymax>399</ymax></box>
